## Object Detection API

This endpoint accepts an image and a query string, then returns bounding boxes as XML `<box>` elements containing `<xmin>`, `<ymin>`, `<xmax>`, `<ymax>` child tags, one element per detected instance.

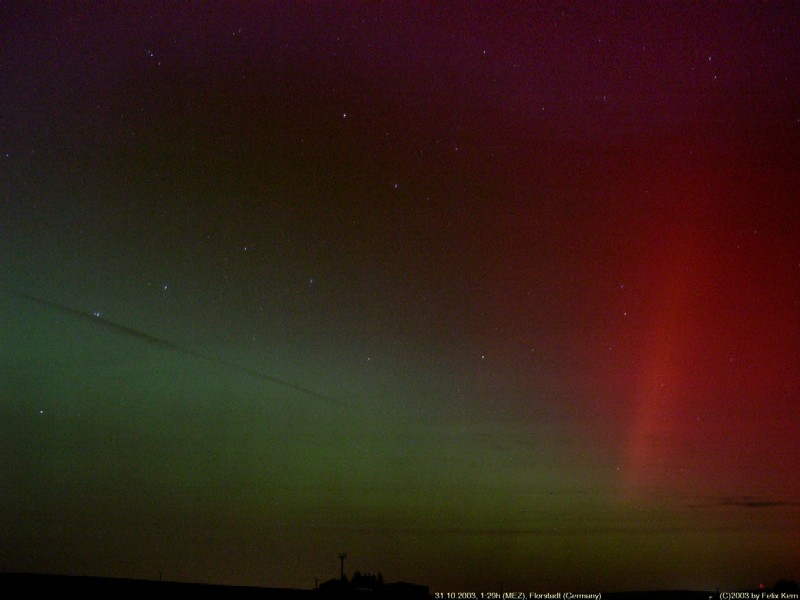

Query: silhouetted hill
<box><xmin>0</xmin><ymin>573</ymin><xmax>315</xmax><ymax>599</ymax></box>
<box><xmin>9</xmin><ymin>573</ymin><xmax>798</xmax><ymax>600</ymax></box>
<box><xmin>0</xmin><ymin>573</ymin><xmax>435</xmax><ymax>599</ymax></box>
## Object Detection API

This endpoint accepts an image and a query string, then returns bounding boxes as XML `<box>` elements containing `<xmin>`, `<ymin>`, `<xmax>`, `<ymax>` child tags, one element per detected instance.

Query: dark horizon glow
<box><xmin>2</xmin><ymin>2</ymin><xmax>799</xmax><ymax>593</ymax></box>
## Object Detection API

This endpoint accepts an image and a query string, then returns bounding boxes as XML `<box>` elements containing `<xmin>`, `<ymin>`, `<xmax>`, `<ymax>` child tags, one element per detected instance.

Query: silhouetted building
<box><xmin>351</xmin><ymin>571</ymin><xmax>383</xmax><ymax>592</ymax></box>
<box><xmin>317</xmin><ymin>576</ymin><xmax>352</xmax><ymax>595</ymax></box>
<box><xmin>316</xmin><ymin>572</ymin><xmax>428</xmax><ymax>598</ymax></box>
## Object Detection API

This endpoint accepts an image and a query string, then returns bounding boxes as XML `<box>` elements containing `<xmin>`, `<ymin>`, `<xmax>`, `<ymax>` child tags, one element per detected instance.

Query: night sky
<box><xmin>2</xmin><ymin>2</ymin><xmax>800</xmax><ymax>593</ymax></box>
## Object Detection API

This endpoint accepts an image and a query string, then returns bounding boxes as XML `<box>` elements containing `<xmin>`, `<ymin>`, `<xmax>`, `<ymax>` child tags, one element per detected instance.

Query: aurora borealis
<box><xmin>2</xmin><ymin>2</ymin><xmax>800</xmax><ymax>593</ymax></box>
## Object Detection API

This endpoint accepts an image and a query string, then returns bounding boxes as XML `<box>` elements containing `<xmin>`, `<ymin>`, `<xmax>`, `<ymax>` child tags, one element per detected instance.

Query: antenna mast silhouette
<box><xmin>339</xmin><ymin>553</ymin><xmax>347</xmax><ymax>580</ymax></box>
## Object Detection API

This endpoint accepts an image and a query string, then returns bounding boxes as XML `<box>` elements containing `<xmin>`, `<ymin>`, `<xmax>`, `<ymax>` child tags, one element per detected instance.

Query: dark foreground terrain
<box><xmin>0</xmin><ymin>573</ymin><xmax>316</xmax><ymax>599</ymax></box>
<box><xmin>2</xmin><ymin>573</ymin><xmax>786</xmax><ymax>600</ymax></box>
<box><xmin>0</xmin><ymin>573</ymin><xmax>432</xmax><ymax>599</ymax></box>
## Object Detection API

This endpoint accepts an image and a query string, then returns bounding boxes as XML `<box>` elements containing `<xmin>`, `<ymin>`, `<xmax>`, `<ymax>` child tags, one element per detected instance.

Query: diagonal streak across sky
<box><xmin>2</xmin><ymin>287</ymin><xmax>346</xmax><ymax>407</ymax></box>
